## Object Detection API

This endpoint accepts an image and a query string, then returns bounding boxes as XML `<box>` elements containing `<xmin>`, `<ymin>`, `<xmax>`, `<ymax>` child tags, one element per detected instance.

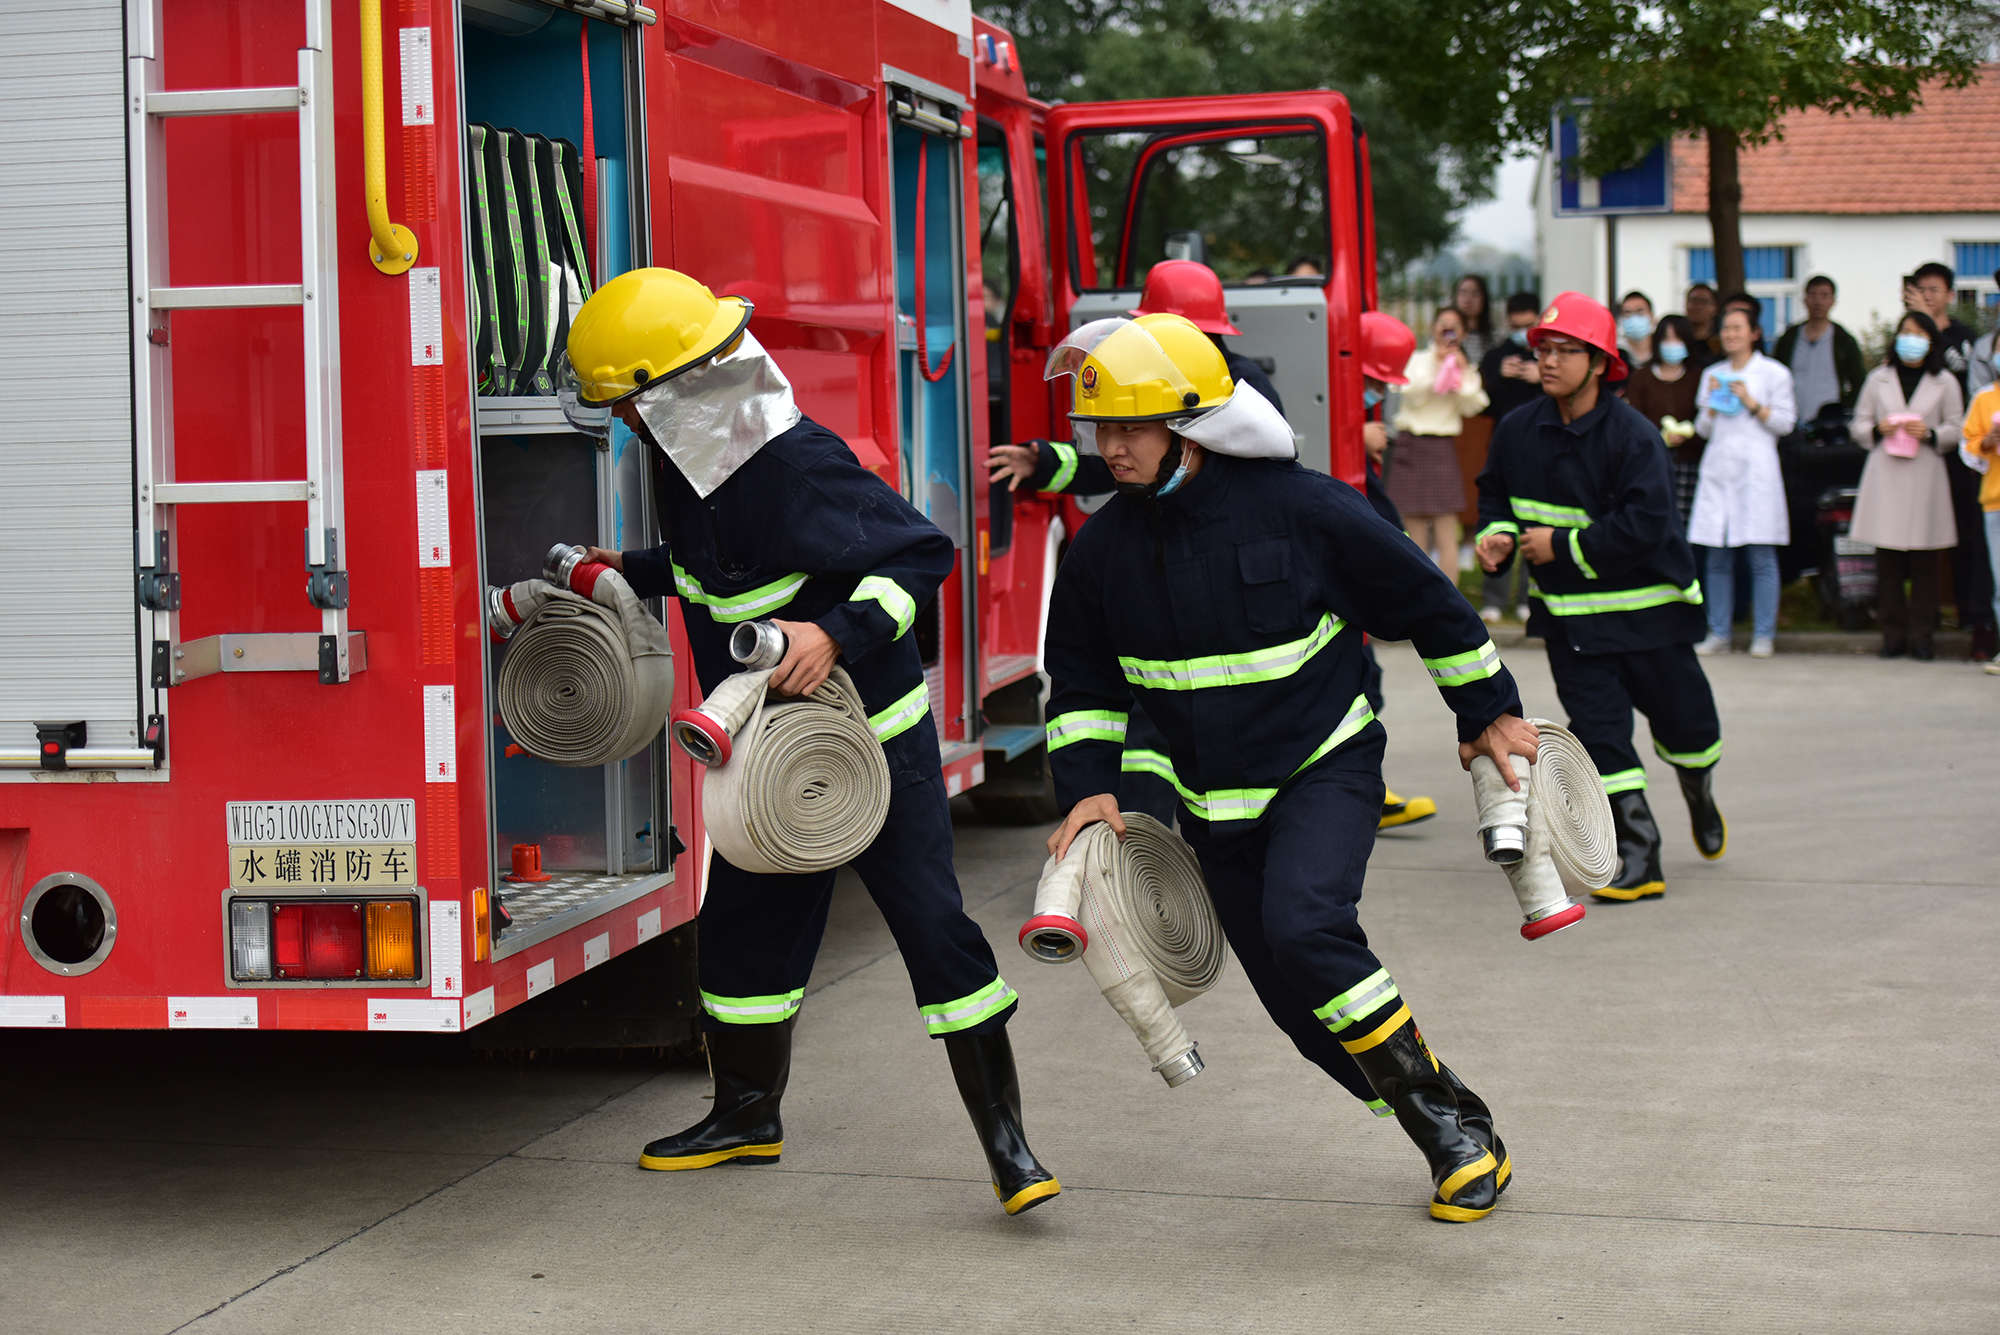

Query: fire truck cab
<box><xmin>0</xmin><ymin>0</ymin><xmax>1378</xmax><ymax>1041</ymax></box>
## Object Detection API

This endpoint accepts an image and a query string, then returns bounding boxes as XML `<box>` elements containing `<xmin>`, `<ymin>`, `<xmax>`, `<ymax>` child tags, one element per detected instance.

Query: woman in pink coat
<box><xmin>1850</xmin><ymin>310</ymin><xmax>1964</xmax><ymax>659</ymax></box>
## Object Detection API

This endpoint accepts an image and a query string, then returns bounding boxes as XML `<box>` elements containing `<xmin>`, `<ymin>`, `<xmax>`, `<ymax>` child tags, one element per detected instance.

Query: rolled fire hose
<box><xmin>488</xmin><ymin>546</ymin><xmax>674</xmax><ymax>768</ymax></box>
<box><xmin>1019</xmin><ymin>814</ymin><xmax>1226</xmax><ymax>1086</ymax></box>
<box><xmin>669</xmin><ymin>665</ymin><xmax>891</xmax><ymax>875</ymax></box>
<box><xmin>1468</xmin><ymin>717</ymin><xmax>1619</xmax><ymax>940</ymax></box>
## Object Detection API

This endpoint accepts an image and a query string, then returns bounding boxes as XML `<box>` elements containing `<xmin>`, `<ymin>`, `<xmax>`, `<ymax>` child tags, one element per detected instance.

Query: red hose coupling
<box><xmin>1018</xmin><ymin>914</ymin><xmax>1088</xmax><ymax>963</ymax></box>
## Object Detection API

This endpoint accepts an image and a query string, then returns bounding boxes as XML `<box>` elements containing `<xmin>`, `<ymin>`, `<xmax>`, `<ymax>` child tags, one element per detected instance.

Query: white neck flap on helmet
<box><xmin>631</xmin><ymin>329</ymin><xmax>803</xmax><ymax>498</ymax></box>
<box><xmin>1168</xmin><ymin>381</ymin><xmax>1297</xmax><ymax>461</ymax></box>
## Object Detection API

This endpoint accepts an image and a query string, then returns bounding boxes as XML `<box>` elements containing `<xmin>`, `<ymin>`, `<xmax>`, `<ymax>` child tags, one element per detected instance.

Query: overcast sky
<box><xmin>1453</xmin><ymin>155</ymin><xmax>1541</xmax><ymax>258</ymax></box>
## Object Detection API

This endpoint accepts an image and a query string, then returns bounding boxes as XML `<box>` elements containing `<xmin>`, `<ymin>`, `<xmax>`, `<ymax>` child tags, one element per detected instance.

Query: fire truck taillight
<box><xmin>365</xmin><ymin>901</ymin><xmax>417</xmax><ymax>979</ymax></box>
<box><xmin>271</xmin><ymin>903</ymin><xmax>366</xmax><ymax>979</ymax></box>
<box><xmin>229</xmin><ymin>901</ymin><xmax>272</xmax><ymax>980</ymax></box>
<box><xmin>472</xmin><ymin>888</ymin><xmax>490</xmax><ymax>961</ymax></box>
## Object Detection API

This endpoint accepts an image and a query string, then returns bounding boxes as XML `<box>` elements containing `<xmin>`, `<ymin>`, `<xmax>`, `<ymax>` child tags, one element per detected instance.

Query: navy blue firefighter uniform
<box><xmin>622</xmin><ymin>415</ymin><xmax>1016</xmax><ymax>1036</ymax></box>
<box><xmin>1024</xmin><ymin>351</ymin><xmax>1280</xmax><ymax>824</ymax></box>
<box><xmin>1044</xmin><ymin>448</ymin><xmax>1522</xmax><ymax>1166</ymax></box>
<box><xmin>1475</xmin><ymin>392</ymin><xmax>1727</xmax><ymax>898</ymax></box>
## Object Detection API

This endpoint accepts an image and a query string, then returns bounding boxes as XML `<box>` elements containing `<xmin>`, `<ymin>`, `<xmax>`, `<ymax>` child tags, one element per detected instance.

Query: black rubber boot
<box><xmin>1676</xmin><ymin>765</ymin><xmax>1727</xmax><ymax>860</ymax></box>
<box><xmin>639</xmin><ymin>1018</ymin><xmax>793</xmax><ymax>1171</ymax></box>
<box><xmin>1439</xmin><ymin>1064</ymin><xmax>1510</xmax><ymax>1196</ymax></box>
<box><xmin>1593</xmin><ymin>790</ymin><xmax>1666</xmax><ymax>901</ymax></box>
<box><xmin>944</xmin><ymin>1030</ymin><xmax>1060</xmax><ymax>1215</ymax></box>
<box><xmin>1346</xmin><ymin>1014</ymin><xmax>1500</xmax><ymax>1222</ymax></box>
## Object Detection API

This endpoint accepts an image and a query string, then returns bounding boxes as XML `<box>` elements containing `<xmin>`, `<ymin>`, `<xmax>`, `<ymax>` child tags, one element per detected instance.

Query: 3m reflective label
<box><xmin>227</xmin><ymin>801</ymin><xmax>416</xmax><ymax>845</ymax></box>
<box><xmin>168</xmin><ymin>997</ymin><xmax>258</xmax><ymax>1029</ymax></box>
<box><xmin>0</xmin><ymin>997</ymin><xmax>65</xmax><ymax>1028</ymax></box>
<box><xmin>229</xmin><ymin>844</ymin><xmax>417</xmax><ymax>889</ymax></box>
<box><xmin>430</xmin><ymin>900</ymin><xmax>463</xmax><ymax>998</ymax></box>
<box><xmin>368</xmin><ymin>998</ymin><xmax>461</xmax><ymax>1033</ymax></box>
<box><xmin>464</xmin><ymin>986</ymin><xmax>495</xmax><ymax>1029</ymax></box>
<box><xmin>416</xmin><ymin>469</ymin><xmax>450</xmax><ymax>567</ymax></box>
<box><xmin>526</xmin><ymin>958</ymin><xmax>555</xmax><ymax>998</ymax></box>
<box><xmin>399</xmin><ymin>27</ymin><xmax>434</xmax><ymax>125</ymax></box>
<box><xmin>424</xmin><ymin>685</ymin><xmax>456</xmax><ymax>783</ymax></box>
<box><xmin>410</xmin><ymin>266</ymin><xmax>443</xmax><ymax>366</ymax></box>
<box><xmin>635</xmin><ymin>907</ymin><xmax>662</xmax><ymax>944</ymax></box>
<box><xmin>584</xmin><ymin>932</ymin><xmax>610</xmax><ymax>971</ymax></box>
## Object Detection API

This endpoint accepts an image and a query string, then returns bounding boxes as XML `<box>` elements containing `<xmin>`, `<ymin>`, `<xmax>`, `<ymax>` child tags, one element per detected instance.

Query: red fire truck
<box><xmin>0</xmin><ymin>0</ymin><xmax>1376</xmax><ymax>1039</ymax></box>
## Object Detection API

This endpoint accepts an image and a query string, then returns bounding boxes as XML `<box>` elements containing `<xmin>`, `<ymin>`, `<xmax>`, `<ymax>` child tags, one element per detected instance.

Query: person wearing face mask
<box><xmin>1911</xmin><ymin>260</ymin><xmax>1997</xmax><ymax>663</ymax></box>
<box><xmin>1622</xmin><ymin>315</ymin><xmax>1705</xmax><ymax>524</ymax></box>
<box><xmin>1689</xmin><ymin>304</ymin><xmax>1798</xmax><ymax>658</ymax></box>
<box><xmin>1477</xmin><ymin>291</ymin><xmax>1546</xmax><ymax>622</ymax></box>
<box><xmin>561</xmin><ymin>268</ymin><xmax>1059</xmax><ymax>1215</ymax></box>
<box><xmin>1849</xmin><ymin>310</ymin><xmax>1964</xmax><ymax>659</ymax></box>
<box><xmin>1042</xmin><ymin>312</ymin><xmax>1536</xmax><ymax>1224</ymax></box>
<box><xmin>1390</xmin><ymin>306</ymin><xmax>1490</xmax><ymax>576</ymax></box>
<box><xmin>1616</xmin><ymin>291</ymin><xmax>1656</xmax><ymax>369</ymax></box>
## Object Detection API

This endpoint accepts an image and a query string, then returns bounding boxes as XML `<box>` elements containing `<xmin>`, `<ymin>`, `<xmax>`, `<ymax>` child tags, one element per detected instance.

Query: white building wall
<box><xmin>1534</xmin><ymin>152</ymin><xmax>2000</xmax><ymax>333</ymax></box>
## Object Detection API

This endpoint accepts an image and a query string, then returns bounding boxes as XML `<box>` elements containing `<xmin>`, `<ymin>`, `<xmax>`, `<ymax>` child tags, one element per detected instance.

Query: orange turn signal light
<box><xmin>365</xmin><ymin>900</ymin><xmax>417</xmax><ymax>979</ymax></box>
<box><xmin>472</xmin><ymin>887</ymin><xmax>490</xmax><ymax>962</ymax></box>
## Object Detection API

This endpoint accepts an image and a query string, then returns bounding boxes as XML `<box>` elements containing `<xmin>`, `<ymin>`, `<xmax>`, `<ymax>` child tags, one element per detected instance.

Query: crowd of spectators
<box><xmin>1443</xmin><ymin>262</ymin><xmax>1999</xmax><ymax>666</ymax></box>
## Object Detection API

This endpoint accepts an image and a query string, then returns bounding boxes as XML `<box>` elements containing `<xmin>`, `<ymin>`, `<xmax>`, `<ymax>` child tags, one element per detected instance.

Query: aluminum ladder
<box><xmin>128</xmin><ymin>0</ymin><xmax>361</xmax><ymax>688</ymax></box>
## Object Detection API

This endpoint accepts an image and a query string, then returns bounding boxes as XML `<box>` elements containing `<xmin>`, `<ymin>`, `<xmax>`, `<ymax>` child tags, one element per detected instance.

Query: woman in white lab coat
<box><xmin>1689</xmin><ymin>305</ymin><xmax>1798</xmax><ymax>657</ymax></box>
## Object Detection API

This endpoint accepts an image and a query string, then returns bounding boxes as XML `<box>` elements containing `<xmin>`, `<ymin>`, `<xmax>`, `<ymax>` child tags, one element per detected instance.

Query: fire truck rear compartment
<box><xmin>462</xmin><ymin>7</ymin><xmax>669</xmax><ymax>952</ymax></box>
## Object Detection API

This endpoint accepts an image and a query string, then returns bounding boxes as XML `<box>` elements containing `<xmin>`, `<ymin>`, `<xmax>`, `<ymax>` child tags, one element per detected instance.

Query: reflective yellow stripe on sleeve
<box><xmin>1420</xmin><ymin>639</ymin><xmax>1503</xmax><ymax>688</ymax></box>
<box><xmin>1046</xmin><ymin>710</ymin><xmax>1128</xmax><ymax>751</ymax></box>
<box><xmin>1042</xmin><ymin>440</ymin><xmax>1079</xmax><ymax>492</ymax></box>
<box><xmin>852</xmin><ymin>575</ymin><xmax>917</xmax><ymax>638</ymax></box>
<box><xmin>1568</xmin><ymin>528</ymin><xmax>1599</xmax><ymax>580</ymax></box>
<box><xmin>867</xmin><ymin>682</ymin><xmax>930</xmax><ymax>743</ymax></box>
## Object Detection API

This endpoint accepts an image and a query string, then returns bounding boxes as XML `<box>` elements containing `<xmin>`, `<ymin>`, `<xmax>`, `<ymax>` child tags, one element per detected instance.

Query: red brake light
<box><xmin>272</xmin><ymin>903</ymin><xmax>366</xmax><ymax>979</ymax></box>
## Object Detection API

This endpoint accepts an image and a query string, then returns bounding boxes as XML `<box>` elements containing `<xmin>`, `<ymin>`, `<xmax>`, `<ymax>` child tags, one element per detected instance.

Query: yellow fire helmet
<box><xmin>556</xmin><ymin>267</ymin><xmax>754</xmax><ymax>427</ymax></box>
<box><xmin>1045</xmin><ymin>312</ymin><xmax>1234</xmax><ymax>423</ymax></box>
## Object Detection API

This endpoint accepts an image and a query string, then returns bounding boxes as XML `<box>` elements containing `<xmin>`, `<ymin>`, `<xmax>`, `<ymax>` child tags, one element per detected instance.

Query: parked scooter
<box><xmin>1814</xmin><ymin>485</ymin><xmax>1877</xmax><ymax>630</ymax></box>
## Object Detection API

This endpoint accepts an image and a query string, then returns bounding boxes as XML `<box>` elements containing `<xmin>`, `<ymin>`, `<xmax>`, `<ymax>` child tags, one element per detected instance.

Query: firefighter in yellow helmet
<box><xmin>1041</xmin><ymin>312</ymin><xmax>1537</xmax><ymax>1222</ymax></box>
<box><xmin>557</xmin><ymin>268</ymin><xmax>1059</xmax><ymax>1215</ymax></box>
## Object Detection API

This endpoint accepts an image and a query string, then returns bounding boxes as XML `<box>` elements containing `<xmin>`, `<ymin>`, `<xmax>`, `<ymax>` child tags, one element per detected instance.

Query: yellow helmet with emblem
<box><xmin>1047</xmin><ymin>312</ymin><xmax>1234</xmax><ymax>423</ymax></box>
<box><xmin>560</xmin><ymin>267</ymin><xmax>754</xmax><ymax>406</ymax></box>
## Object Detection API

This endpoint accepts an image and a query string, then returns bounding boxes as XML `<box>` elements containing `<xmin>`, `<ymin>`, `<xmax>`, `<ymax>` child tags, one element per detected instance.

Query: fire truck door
<box><xmin>887</xmin><ymin>76</ymin><xmax>974</xmax><ymax>731</ymax></box>
<box><xmin>0</xmin><ymin>6</ymin><xmax>151</xmax><ymax>775</ymax></box>
<box><xmin>1044</xmin><ymin>95</ymin><xmax>1369</xmax><ymax>485</ymax></box>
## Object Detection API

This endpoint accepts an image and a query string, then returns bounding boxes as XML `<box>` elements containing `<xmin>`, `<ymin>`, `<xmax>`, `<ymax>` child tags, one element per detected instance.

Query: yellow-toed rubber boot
<box><xmin>1379</xmin><ymin>789</ymin><xmax>1438</xmax><ymax>829</ymax></box>
<box><xmin>1592</xmin><ymin>790</ymin><xmax>1666</xmax><ymax>901</ymax></box>
<box><xmin>639</xmin><ymin>1019</ymin><xmax>792</xmax><ymax>1171</ymax></box>
<box><xmin>1341</xmin><ymin>1007</ymin><xmax>1502</xmax><ymax>1222</ymax></box>
<box><xmin>945</xmin><ymin>1029</ymin><xmax>1060</xmax><ymax>1215</ymax></box>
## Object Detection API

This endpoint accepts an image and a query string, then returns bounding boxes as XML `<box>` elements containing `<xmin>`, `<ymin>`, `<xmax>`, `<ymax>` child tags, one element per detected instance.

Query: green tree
<box><xmin>974</xmin><ymin>0</ymin><xmax>1483</xmax><ymax>268</ymax></box>
<box><xmin>1316</xmin><ymin>0</ymin><xmax>1995</xmax><ymax>294</ymax></box>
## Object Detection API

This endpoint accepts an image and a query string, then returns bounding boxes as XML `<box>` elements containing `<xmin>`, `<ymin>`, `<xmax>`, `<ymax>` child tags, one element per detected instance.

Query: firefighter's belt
<box><xmin>689</xmin><ymin>667</ymin><xmax>891</xmax><ymax>875</ymax></box>
<box><xmin>1019</xmin><ymin>814</ymin><xmax>1225</xmax><ymax>1087</ymax></box>
<box><xmin>1469</xmin><ymin>718</ymin><xmax>1618</xmax><ymax>937</ymax></box>
<box><xmin>495</xmin><ymin>571</ymin><xmax>674</xmax><ymax>768</ymax></box>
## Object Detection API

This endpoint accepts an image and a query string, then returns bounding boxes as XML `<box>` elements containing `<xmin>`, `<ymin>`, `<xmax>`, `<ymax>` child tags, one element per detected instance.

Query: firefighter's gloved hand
<box><xmin>768</xmin><ymin>619</ymin><xmax>840</xmax><ymax>697</ymax></box>
<box><xmin>584</xmin><ymin>546</ymin><xmax>625</xmax><ymax>572</ymax></box>
<box><xmin>987</xmin><ymin>441</ymin><xmax>1040</xmax><ymax>491</ymax></box>
<box><xmin>1048</xmin><ymin>794</ymin><xmax>1125</xmax><ymax>861</ymax></box>
<box><xmin>1459</xmin><ymin>715</ymin><xmax>1540</xmax><ymax>792</ymax></box>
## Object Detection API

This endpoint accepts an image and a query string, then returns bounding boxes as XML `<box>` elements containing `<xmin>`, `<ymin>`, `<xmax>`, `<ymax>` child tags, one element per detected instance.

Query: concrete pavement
<box><xmin>4</xmin><ymin>644</ymin><xmax>1997</xmax><ymax>1333</ymax></box>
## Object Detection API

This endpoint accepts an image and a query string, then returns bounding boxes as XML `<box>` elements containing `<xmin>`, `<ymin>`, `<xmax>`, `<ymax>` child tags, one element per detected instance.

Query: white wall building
<box><xmin>1537</xmin><ymin>71</ymin><xmax>2000</xmax><ymax>339</ymax></box>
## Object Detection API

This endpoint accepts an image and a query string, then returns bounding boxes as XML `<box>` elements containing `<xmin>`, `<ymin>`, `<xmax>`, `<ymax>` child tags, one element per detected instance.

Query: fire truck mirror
<box><xmin>20</xmin><ymin>872</ymin><xmax>118</xmax><ymax>977</ymax></box>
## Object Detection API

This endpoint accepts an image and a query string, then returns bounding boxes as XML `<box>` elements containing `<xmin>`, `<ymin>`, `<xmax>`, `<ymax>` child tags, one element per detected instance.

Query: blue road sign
<box><xmin>1551</xmin><ymin>110</ymin><xmax>1672</xmax><ymax>216</ymax></box>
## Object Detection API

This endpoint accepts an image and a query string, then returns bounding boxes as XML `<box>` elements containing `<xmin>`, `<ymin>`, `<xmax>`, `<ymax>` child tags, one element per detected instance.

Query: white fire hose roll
<box><xmin>1018</xmin><ymin>814</ymin><xmax>1225</xmax><ymax>1086</ymax></box>
<box><xmin>1468</xmin><ymin>717</ymin><xmax>1619</xmax><ymax>939</ymax></box>
<box><xmin>672</xmin><ymin>667</ymin><xmax>891</xmax><ymax>875</ymax></box>
<box><xmin>492</xmin><ymin>568</ymin><xmax>674</xmax><ymax>768</ymax></box>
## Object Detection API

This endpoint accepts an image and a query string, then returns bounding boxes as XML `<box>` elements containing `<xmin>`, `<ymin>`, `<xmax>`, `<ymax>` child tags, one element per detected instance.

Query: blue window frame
<box><xmin>1954</xmin><ymin>242</ymin><xmax>2000</xmax><ymax>285</ymax></box>
<box><xmin>1687</xmin><ymin>246</ymin><xmax>1795</xmax><ymax>285</ymax></box>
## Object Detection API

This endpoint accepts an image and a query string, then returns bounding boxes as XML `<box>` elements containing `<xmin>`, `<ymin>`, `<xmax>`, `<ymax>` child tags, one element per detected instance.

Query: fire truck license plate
<box><xmin>226</xmin><ymin>800</ymin><xmax>418</xmax><ymax>889</ymax></box>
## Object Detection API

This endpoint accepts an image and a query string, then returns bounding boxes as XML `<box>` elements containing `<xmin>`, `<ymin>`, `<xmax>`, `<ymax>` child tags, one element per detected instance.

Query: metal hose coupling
<box><xmin>729</xmin><ymin>620</ymin><xmax>789</xmax><ymax>670</ymax></box>
<box><xmin>1021</xmin><ymin>813</ymin><xmax>1224</xmax><ymax>1087</ymax></box>
<box><xmin>1468</xmin><ymin>717</ymin><xmax>1618</xmax><ymax>939</ymax></box>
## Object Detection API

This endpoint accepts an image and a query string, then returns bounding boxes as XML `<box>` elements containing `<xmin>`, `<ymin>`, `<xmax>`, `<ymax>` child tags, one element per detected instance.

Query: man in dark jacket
<box><xmin>1771</xmin><ymin>275</ymin><xmax>1865</xmax><ymax>422</ymax></box>
<box><xmin>1043</xmin><ymin>311</ymin><xmax>1538</xmax><ymax>1223</ymax></box>
<box><xmin>1475</xmin><ymin>292</ymin><xmax>1727</xmax><ymax>902</ymax></box>
<box><xmin>563</xmin><ymin>267</ymin><xmax>1059</xmax><ymax>1216</ymax></box>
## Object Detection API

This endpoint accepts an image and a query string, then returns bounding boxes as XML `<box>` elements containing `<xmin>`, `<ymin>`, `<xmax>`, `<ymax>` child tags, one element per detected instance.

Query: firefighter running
<box><xmin>1474</xmin><ymin>292</ymin><xmax>1727</xmax><ymax>901</ymax></box>
<box><xmin>986</xmin><ymin>261</ymin><xmax>1439</xmax><ymax>831</ymax></box>
<box><xmin>1040</xmin><ymin>312</ymin><xmax>1537</xmax><ymax>1223</ymax></box>
<box><xmin>560</xmin><ymin>267</ymin><xmax>1059</xmax><ymax>1216</ymax></box>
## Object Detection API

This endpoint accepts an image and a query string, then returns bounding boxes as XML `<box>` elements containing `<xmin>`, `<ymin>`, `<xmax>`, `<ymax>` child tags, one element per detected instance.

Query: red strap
<box><xmin>912</xmin><ymin>140</ymin><xmax>954</xmax><ymax>383</ymax></box>
<box><xmin>579</xmin><ymin>19</ymin><xmax>597</xmax><ymax>283</ymax></box>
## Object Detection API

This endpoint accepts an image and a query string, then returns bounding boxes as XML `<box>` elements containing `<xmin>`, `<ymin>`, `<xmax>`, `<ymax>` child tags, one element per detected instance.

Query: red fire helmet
<box><xmin>1528</xmin><ymin>291</ymin><xmax>1628</xmax><ymax>381</ymax></box>
<box><xmin>1359</xmin><ymin>310</ymin><xmax>1415</xmax><ymax>385</ymax></box>
<box><xmin>1129</xmin><ymin>260</ymin><xmax>1241</xmax><ymax>335</ymax></box>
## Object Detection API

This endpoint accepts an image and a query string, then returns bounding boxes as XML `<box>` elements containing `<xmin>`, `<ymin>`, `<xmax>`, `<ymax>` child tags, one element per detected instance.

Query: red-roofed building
<box><xmin>1538</xmin><ymin>68</ymin><xmax>2000</xmax><ymax>335</ymax></box>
